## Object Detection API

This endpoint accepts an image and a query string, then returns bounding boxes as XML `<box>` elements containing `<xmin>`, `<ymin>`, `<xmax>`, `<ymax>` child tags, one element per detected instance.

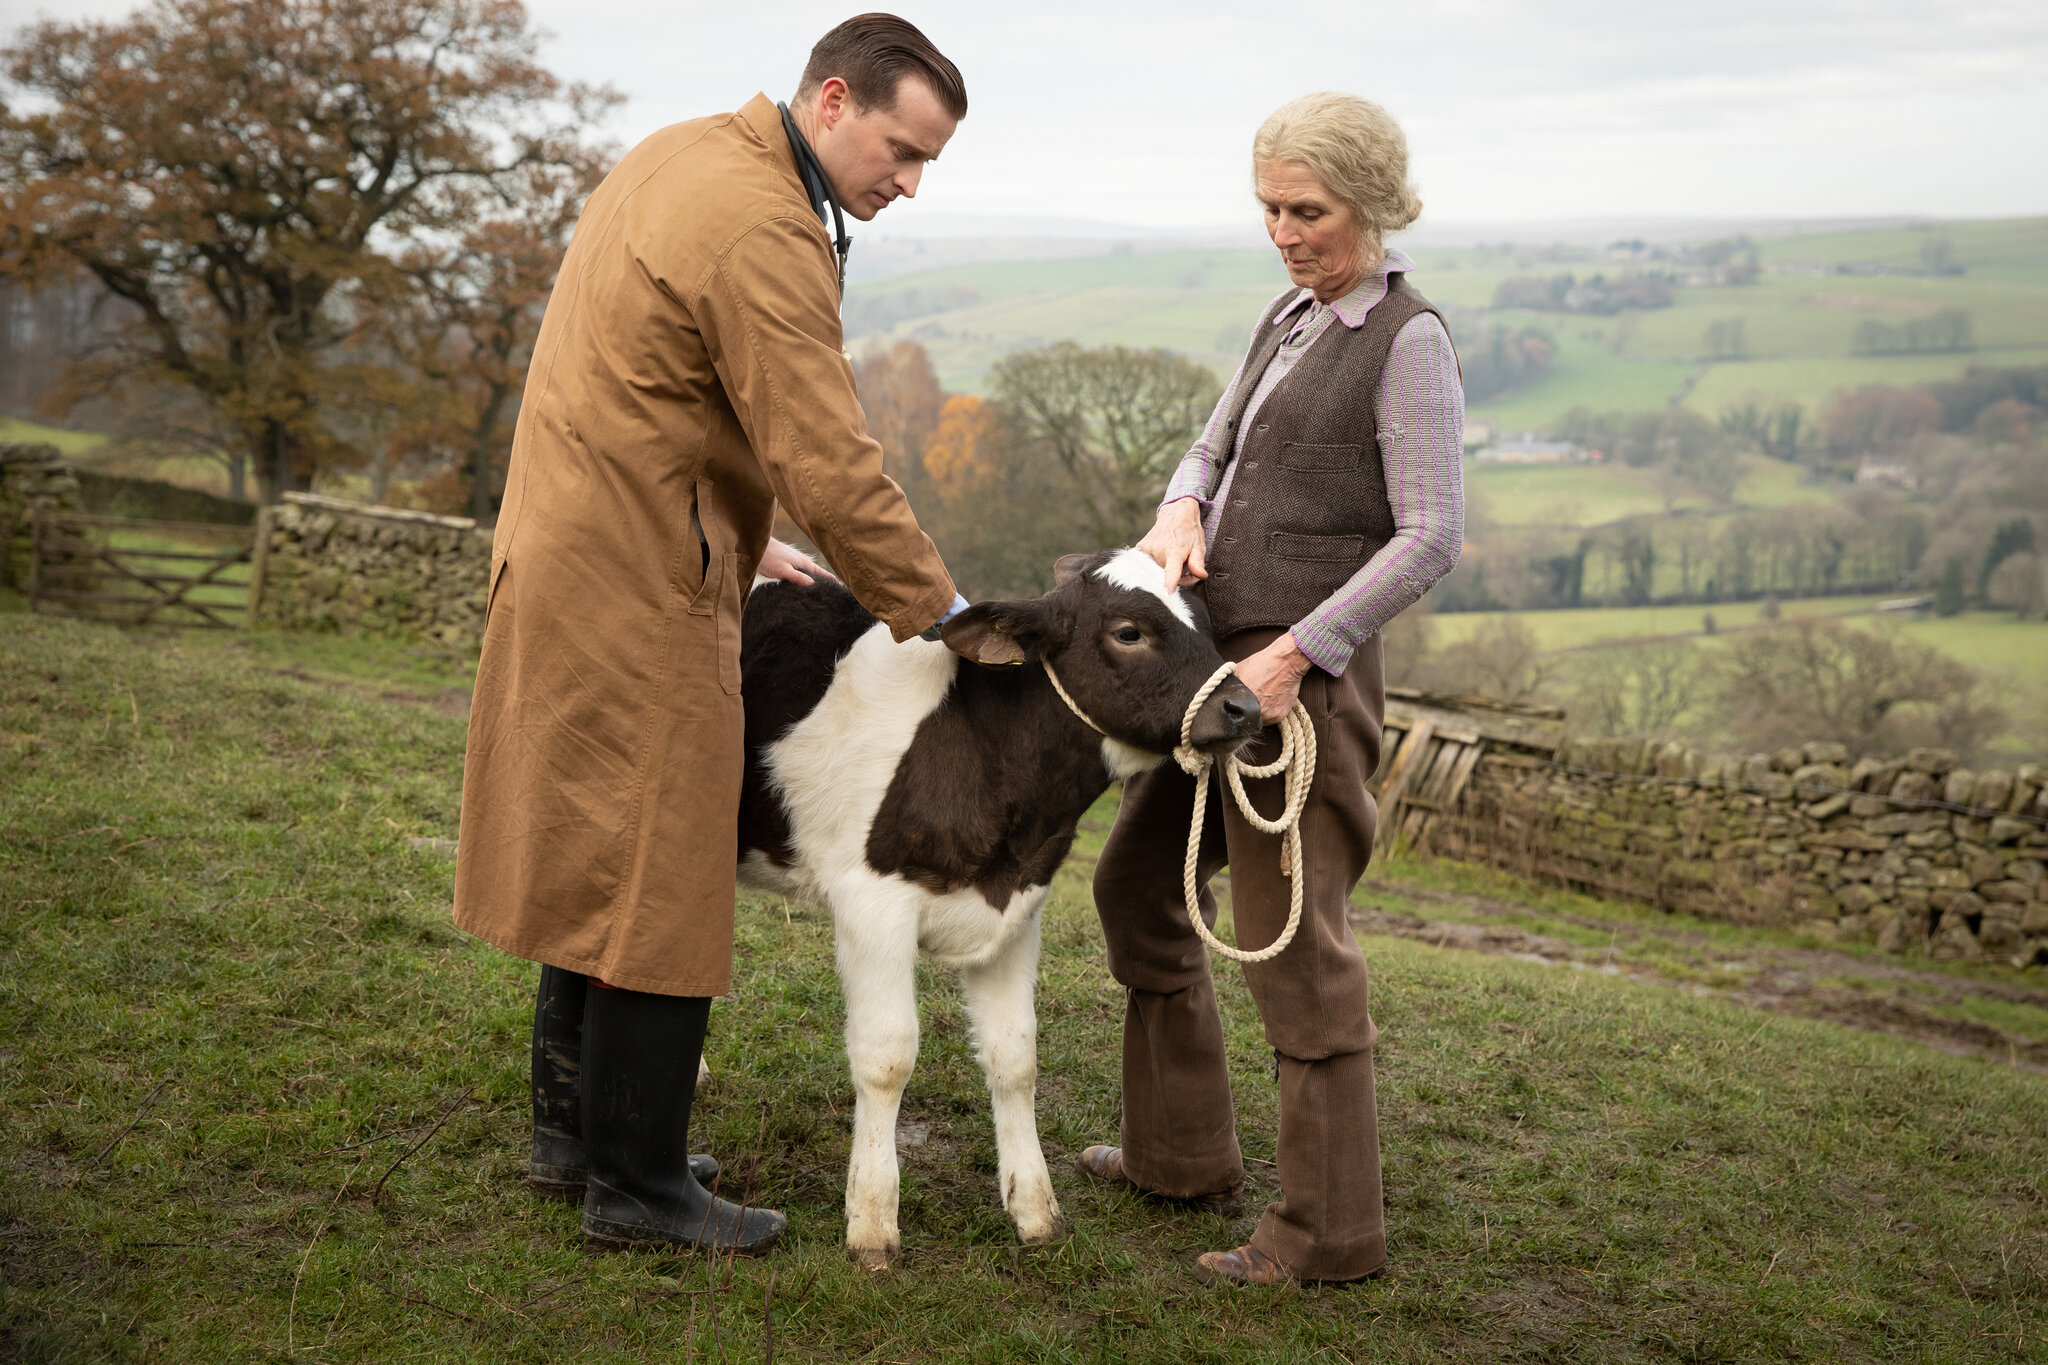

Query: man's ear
<box><xmin>940</xmin><ymin>601</ymin><xmax>1046</xmax><ymax>667</ymax></box>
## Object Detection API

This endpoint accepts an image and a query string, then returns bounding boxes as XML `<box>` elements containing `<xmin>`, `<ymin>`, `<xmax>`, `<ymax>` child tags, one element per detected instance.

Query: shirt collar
<box><xmin>1275</xmin><ymin>247</ymin><xmax>1416</xmax><ymax>329</ymax></box>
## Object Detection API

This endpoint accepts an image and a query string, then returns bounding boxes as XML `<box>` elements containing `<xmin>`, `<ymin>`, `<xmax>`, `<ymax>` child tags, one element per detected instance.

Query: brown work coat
<box><xmin>452</xmin><ymin>94</ymin><xmax>956</xmax><ymax>996</ymax></box>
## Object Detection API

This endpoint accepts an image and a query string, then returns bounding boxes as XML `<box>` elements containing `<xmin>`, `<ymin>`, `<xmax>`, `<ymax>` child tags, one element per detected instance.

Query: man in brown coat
<box><xmin>452</xmin><ymin>15</ymin><xmax>970</xmax><ymax>1253</ymax></box>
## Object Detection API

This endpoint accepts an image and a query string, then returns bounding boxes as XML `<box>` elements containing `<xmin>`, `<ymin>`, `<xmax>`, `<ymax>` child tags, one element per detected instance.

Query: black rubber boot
<box><xmin>579</xmin><ymin>984</ymin><xmax>785</xmax><ymax>1253</ymax></box>
<box><xmin>529</xmin><ymin>966</ymin><xmax>719</xmax><ymax>1201</ymax></box>
<box><xmin>529</xmin><ymin>965</ymin><xmax>590</xmax><ymax>1200</ymax></box>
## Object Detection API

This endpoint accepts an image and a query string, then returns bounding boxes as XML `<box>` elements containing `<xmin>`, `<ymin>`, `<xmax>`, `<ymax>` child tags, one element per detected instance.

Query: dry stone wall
<box><xmin>1434</xmin><ymin>737</ymin><xmax>2048</xmax><ymax>966</ymax></box>
<box><xmin>1</xmin><ymin>442</ymin><xmax>82</xmax><ymax>589</ymax></box>
<box><xmin>254</xmin><ymin>493</ymin><xmax>493</xmax><ymax>646</ymax></box>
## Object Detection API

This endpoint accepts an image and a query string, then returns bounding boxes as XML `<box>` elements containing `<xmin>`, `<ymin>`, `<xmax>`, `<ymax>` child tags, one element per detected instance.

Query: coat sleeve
<box><xmin>692</xmin><ymin>214</ymin><xmax>956</xmax><ymax>640</ymax></box>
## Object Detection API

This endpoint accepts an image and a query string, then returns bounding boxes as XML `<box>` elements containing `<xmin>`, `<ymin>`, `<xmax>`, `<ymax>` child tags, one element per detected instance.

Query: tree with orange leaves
<box><xmin>920</xmin><ymin>393</ymin><xmax>996</xmax><ymax>505</ymax></box>
<box><xmin>0</xmin><ymin>0</ymin><xmax>614</xmax><ymax>503</ymax></box>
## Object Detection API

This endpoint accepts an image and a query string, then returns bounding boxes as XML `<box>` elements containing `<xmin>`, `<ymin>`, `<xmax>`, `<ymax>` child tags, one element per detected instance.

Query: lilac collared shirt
<box><xmin>1161</xmin><ymin>248</ymin><xmax>1465</xmax><ymax>675</ymax></box>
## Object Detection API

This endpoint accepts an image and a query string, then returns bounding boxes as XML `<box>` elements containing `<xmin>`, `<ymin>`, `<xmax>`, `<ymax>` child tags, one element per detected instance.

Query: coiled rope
<box><xmin>1042</xmin><ymin>659</ymin><xmax>1316</xmax><ymax>963</ymax></box>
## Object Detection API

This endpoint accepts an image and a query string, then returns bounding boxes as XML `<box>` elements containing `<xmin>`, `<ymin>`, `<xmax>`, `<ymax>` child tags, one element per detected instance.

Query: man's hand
<box><xmin>1136</xmin><ymin>497</ymin><xmax>1208</xmax><ymax>592</ymax></box>
<box><xmin>1235</xmin><ymin>633</ymin><xmax>1314</xmax><ymax>724</ymax></box>
<box><xmin>759</xmin><ymin>538</ymin><xmax>835</xmax><ymax>586</ymax></box>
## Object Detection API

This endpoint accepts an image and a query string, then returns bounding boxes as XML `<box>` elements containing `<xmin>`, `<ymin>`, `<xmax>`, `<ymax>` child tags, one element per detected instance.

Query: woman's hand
<box><xmin>758</xmin><ymin>538</ymin><xmax>835</xmax><ymax>586</ymax></box>
<box><xmin>1235</xmin><ymin>633</ymin><xmax>1314</xmax><ymax>724</ymax></box>
<box><xmin>1136</xmin><ymin>497</ymin><xmax>1208</xmax><ymax>591</ymax></box>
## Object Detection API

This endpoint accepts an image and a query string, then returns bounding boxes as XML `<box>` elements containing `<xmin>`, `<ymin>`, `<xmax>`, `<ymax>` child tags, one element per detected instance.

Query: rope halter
<box><xmin>1042</xmin><ymin>657</ymin><xmax>1316</xmax><ymax>964</ymax></box>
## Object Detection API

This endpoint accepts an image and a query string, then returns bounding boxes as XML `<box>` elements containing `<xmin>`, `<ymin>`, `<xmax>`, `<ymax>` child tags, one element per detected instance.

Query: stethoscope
<box><xmin>777</xmin><ymin>101</ymin><xmax>852</xmax><ymax>294</ymax></box>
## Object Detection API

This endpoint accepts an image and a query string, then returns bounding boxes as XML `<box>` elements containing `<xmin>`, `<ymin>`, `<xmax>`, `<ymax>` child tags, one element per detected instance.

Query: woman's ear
<box><xmin>939</xmin><ymin>600</ymin><xmax>1047</xmax><ymax>666</ymax></box>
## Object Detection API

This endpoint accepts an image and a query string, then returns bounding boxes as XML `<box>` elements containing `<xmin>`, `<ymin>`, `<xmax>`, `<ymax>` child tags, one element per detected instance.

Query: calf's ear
<box><xmin>940</xmin><ymin>601</ymin><xmax>1046</xmax><ymax>667</ymax></box>
<box><xmin>1053</xmin><ymin>552</ymin><xmax>1101</xmax><ymax>588</ymax></box>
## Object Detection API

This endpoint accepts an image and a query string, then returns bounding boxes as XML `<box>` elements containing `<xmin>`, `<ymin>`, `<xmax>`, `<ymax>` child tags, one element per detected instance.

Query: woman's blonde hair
<box><xmin>1252</xmin><ymin>92</ymin><xmax>1421</xmax><ymax>242</ymax></box>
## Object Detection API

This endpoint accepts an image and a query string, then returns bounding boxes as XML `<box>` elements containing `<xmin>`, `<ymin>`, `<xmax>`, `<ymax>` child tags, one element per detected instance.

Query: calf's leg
<box><xmin>960</xmin><ymin>909</ymin><xmax>1061</xmax><ymax>1244</ymax></box>
<box><xmin>833</xmin><ymin>880</ymin><xmax>922</xmax><ymax>1267</ymax></box>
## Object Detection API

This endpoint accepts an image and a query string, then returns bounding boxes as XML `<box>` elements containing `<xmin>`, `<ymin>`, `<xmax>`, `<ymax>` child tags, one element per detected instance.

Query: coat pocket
<box><xmin>484</xmin><ymin>555</ymin><xmax>510</xmax><ymax>624</ymax></box>
<box><xmin>703</xmin><ymin>551</ymin><xmax>744</xmax><ymax>695</ymax></box>
<box><xmin>1268</xmin><ymin>532</ymin><xmax>1366</xmax><ymax>562</ymax></box>
<box><xmin>1279</xmin><ymin>441</ymin><xmax>1362</xmax><ymax>472</ymax></box>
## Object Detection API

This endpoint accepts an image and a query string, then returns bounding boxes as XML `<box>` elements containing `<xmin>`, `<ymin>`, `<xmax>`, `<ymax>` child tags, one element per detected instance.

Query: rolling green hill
<box><xmin>844</xmin><ymin>217</ymin><xmax>2048</xmax><ymax>430</ymax></box>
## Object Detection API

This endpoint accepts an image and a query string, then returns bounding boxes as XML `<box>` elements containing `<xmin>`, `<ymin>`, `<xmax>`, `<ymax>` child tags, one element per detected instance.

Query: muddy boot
<box><xmin>529</xmin><ymin>966</ymin><xmax>718</xmax><ymax>1201</ymax></box>
<box><xmin>529</xmin><ymin>965</ymin><xmax>590</xmax><ymax>1200</ymax></box>
<box><xmin>579</xmin><ymin>984</ymin><xmax>785</xmax><ymax>1253</ymax></box>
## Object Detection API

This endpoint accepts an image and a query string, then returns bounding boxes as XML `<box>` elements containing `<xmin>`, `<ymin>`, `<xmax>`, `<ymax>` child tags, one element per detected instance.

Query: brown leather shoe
<box><xmin>1075</xmin><ymin>1145</ymin><xmax>1127</xmax><ymax>1182</ymax></box>
<box><xmin>1193</xmin><ymin>1242</ymin><xmax>1289</xmax><ymax>1286</ymax></box>
<box><xmin>1075</xmin><ymin>1145</ymin><xmax>1243</xmax><ymax>1216</ymax></box>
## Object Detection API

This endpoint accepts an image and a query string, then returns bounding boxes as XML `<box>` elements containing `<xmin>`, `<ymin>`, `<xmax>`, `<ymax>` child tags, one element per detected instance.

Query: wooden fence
<box><xmin>1368</xmin><ymin>686</ymin><xmax>1567</xmax><ymax>853</ymax></box>
<box><xmin>26</xmin><ymin>510</ymin><xmax>260</xmax><ymax>629</ymax></box>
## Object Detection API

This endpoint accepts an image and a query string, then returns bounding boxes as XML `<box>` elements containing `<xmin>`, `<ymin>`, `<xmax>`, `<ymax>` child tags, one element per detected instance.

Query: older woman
<box><xmin>1079</xmin><ymin>92</ymin><xmax>1464</xmax><ymax>1286</ymax></box>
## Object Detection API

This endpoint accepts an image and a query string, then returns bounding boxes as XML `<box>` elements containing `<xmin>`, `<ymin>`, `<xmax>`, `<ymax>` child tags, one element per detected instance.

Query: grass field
<box><xmin>1431</xmin><ymin>596</ymin><xmax>2048</xmax><ymax>680</ymax></box>
<box><xmin>5</xmin><ymin>610</ymin><xmax>2047</xmax><ymax>1361</ymax></box>
<box><xmin>1469</xmin><ymin>454</ymin><xmax>1841</xmax><ymax>528</ymax></box>
<box><xmin>0</xmin><ymin>417</ymin><xmax>107</xmax><ymax>458</ymax></box>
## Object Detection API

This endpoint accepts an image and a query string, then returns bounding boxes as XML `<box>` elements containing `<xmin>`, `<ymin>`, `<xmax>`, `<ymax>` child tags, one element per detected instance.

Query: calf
<box><xmin>737</xmin><ymin>548</ymin><xmax>1262</xmax><ymax>1267</ymax></box>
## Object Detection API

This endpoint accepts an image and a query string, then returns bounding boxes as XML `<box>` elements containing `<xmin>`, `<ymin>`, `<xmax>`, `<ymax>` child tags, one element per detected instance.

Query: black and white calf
<box><xmin>737</xmin><ymin>548</ymin><xmax>1262</xmax><ymax>1267</ymax></box>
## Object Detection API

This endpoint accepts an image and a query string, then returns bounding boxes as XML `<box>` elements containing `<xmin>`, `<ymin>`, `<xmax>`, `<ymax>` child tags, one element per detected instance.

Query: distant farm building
<box><xmin>1855</xmin><ymin>459</ymin><xmax>1917</xmax><ymax>491</ymax></box>
<box><xmin>1472</xmin><ymin>433</ymin><xmax>1588</xmax><ymax>465</ymax></box>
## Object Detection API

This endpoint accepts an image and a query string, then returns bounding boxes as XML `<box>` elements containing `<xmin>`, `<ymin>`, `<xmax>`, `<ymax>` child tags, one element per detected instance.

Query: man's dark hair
<box><xmin>797</xmin><ymin>13</ymin><xmax>967</xmax><ymax>120</ymax></box>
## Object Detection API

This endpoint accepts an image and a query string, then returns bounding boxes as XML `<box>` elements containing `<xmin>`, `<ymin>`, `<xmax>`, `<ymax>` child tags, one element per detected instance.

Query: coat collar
<box><xmin>736</xmin><ymin>92</ymin><xmax>846</xmax><ymax>291</ymax></box>
<box><xmin>1274</xmin><ymin>247</ymin><xmax>1417</xmax><ymax>330</ymax></box>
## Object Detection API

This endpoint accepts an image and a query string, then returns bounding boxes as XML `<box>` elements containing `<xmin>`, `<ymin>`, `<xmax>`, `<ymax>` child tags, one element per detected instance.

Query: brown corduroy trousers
<box><xmin>1092</xmin><ymin>630</ymin><xmax>1388</xmax><ymax>1282</ymax></box>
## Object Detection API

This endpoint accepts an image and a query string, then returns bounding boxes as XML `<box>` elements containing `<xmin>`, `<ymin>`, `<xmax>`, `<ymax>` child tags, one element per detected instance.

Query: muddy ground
<box><xmin>1352</xmin><ymin>878</ymin><xmax>2048</xmax><ymax>1073</ymax></box>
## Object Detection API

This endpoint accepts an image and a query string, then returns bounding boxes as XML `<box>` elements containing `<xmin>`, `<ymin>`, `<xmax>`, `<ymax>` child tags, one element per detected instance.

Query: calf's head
<box><xmin>940</xmin><ymin>548</ymin><xmax>1264</xmax><ymax>757</ymax></box>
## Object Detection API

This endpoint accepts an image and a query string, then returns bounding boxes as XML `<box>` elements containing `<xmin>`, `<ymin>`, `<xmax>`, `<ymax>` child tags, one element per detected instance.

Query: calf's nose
<box><xmin>1184</xmin><ymin>678</ymin><xmax>1265</xmax><ymax>753</ymax></box>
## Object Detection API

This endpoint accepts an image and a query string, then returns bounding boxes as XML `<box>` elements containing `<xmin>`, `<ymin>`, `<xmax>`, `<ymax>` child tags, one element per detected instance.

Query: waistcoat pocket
<box><xmin>1268</xmin><ymin>532</ymin><xmax>1366</xmax><ymax>562</ymax></box>
<box><xmin>1279</xmin><ymin>441</ymin><xmax>1362</xmax><ymax>471</ymax></box>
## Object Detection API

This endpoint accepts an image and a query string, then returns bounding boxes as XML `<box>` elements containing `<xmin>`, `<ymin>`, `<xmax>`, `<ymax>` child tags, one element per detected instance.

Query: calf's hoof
<box><xmin>1015</xmin><ymin>1212</ymin><xmax>1065</xmax><ymax>1246</ymax></box>
<box><xmin>849</xmin><ymin>1245</ymin><xmax>896</xmax><ymax>1273</ymax></box>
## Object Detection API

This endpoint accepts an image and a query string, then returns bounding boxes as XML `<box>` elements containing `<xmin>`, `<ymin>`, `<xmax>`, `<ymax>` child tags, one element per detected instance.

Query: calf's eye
<box><xmin>1113</xmin><ymin>626</ymin><xmax>1144</xmax><ymax>646</ymax></box>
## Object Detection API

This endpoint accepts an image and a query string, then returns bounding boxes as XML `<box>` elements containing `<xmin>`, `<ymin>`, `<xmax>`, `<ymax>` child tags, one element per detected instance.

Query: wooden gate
<box><xmin>27</xmin><ymin>511</ymin><xmax>257</xmax><ymax>629</ymax></box>
<box><xmin>1369</xmin><ymin>687</ymin><xmax>1567</xmax><ymax>853</ymax></box>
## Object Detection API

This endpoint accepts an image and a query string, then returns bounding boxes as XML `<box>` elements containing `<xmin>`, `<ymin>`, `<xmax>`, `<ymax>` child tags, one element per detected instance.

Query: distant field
<box><xmin>1682</xmin><ymin>347</ymin><xmax>2048</xmax><ymax>418</ymax></box>
<box><xmin>1471</xmin><ymin>454</ymin><xmax>1844</xmax><ymax>529</ymax></box>
<box><xmin>1431</xmin><ymin>595</ymin><xmax>1891</xmax><ymax>650</ymax></box>
<box><xmin>0</xmin><ymin>417</ymin><xmax>106</xmax><ymax>457</ymax></box>
<box><xmin>1434</xmin><ymin>596</ymin><xmax>2048</xmax><ymax>690</ymax></box>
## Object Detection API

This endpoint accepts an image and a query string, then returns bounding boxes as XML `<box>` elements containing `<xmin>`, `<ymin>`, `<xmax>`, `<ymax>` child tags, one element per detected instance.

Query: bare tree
<box><xmin>1719</xmin><ymin>617</ymin><xmax>2003</xmax><ymax>759</ymax></box>
<box><xmin>989</xmin><ymin>342</ymin><xmax>1220</xmax><ymax>547</ymax></box>
<box><xmin>1421</xmin><ymin>616</ymin><xmax>1551</xmax><ymax>704</ymax></box>
<box><xmin>1565</xmin><ymin>639</ymin><xmax>1710</xmax><ymax>738</ymax></box>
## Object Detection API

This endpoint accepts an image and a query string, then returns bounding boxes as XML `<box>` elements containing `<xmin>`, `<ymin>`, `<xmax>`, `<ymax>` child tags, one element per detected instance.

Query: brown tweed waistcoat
<box><xmin>1199</xmin><ymin>275</ymin><xmax>1442</xmax><ymax>642</ymax></box>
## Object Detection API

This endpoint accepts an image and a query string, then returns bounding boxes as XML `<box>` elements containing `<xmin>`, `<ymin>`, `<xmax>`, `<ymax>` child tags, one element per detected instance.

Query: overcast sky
<box><xmin>5</xmin><ymin>0</ymin><xmax>2045</xmax><ymax>237</ymax></box>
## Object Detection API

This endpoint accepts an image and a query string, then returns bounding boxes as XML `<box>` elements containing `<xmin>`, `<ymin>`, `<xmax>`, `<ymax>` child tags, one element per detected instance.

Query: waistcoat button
<box><xmin>1255</xmin><ymin>423</ymin><xmax>1268</xmax><ymax>432</ymax></box>
<box><xmin>1245</xmin><ymin>462</ymin><xmax>1258</xmax><ymax>470</ymax></box>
